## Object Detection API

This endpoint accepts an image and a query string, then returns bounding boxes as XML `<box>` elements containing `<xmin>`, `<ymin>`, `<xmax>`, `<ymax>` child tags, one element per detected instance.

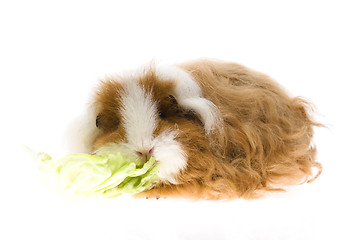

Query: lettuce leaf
<box><xmin>35</xmin><ymin>151</ymin><xmax>159</xmax><ymax>198</ymax></box>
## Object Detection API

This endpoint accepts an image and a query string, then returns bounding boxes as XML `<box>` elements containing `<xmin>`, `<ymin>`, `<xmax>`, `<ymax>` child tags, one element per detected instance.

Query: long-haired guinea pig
<box><xmin>66</xmin><ymin>59</ymin><xmax>322</xmax><ymax>200</ymax></box>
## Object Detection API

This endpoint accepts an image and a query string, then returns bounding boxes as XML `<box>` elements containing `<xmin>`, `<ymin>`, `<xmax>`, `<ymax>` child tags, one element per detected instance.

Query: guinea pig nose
<box><xmin>135</xmin><ymin>147</ymin><xmax>154</xmax><ymax>158</ymax></box>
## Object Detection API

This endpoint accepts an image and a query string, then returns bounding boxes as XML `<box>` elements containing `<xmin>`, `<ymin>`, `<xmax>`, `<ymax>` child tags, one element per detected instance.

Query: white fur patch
<box><xmin>156</xmin><ymin>65</ymin><xmax>222</xmax><ymax>134</ymax></box>
<box><xmin>153</xmin><ymin>131</ymin><xmax>187</xmax><ymax>184</ymax></box>
<box><xmin>120</xmin><ymin>80</ymin><xmax>157</xmax><ymax>151</ymax></box>
<box><xmin>62</xmin><ymin>104</ymin><xmax>101</xmax><ymax>154</ymax></box>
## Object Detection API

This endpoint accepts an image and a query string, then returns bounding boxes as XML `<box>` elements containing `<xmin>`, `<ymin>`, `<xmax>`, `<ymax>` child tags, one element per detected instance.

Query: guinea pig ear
<box><xmin>156</xmin><ymin>65</ymin><xmax>223</xmax><ymax>135</ymax></box>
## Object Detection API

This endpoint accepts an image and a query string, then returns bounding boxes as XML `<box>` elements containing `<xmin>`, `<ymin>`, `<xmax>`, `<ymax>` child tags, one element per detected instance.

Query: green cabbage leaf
<box><xmin>36</xmin><ymin>151</ymin><xmax>159</xmax><ymax>198</ymax></box>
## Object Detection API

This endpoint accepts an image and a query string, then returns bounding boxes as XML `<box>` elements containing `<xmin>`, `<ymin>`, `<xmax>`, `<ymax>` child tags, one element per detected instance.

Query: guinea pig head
<box><xmin>87</xmin><ymin>65</ymin><xmax>223</xmax><ymax>184</ymax></box>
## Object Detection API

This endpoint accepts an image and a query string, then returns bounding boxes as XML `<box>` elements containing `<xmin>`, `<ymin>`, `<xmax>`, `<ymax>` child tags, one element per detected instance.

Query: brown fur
<box><xmin>92</xmin><ymin>59</ymin><xmax>322</xmax><ymax>200</ymax></box>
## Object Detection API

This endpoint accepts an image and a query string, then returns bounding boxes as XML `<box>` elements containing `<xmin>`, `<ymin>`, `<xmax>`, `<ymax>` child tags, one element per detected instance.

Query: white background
<box><xmin>1</xmin><ymin>0</ymin><xmax>360</xmax><ymax>239</ymax></box>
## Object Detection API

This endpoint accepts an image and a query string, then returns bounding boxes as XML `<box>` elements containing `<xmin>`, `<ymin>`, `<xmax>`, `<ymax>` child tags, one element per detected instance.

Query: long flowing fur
<box><xmin>91</xmin><ymin>59</ymin><xmax>322</xmax><ymax>200</ymax></box>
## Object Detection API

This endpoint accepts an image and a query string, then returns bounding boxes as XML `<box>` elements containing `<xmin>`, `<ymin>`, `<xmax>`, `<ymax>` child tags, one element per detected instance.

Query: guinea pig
<box><xmin>66</xmin><ymin>59</ymin><xmax>322</xmax><ymax>200</ymax></box>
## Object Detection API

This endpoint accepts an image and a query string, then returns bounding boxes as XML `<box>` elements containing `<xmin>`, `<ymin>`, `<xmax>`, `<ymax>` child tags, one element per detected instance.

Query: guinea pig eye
<box><xmin>158</xmin><ymin>111</ymin><xmax>166</xmax><ymax>120</ymax></box>
<box><xmin>96</xmin><ymin>115</ymin><xmax>101</xmax><ymax>128</ymax></box>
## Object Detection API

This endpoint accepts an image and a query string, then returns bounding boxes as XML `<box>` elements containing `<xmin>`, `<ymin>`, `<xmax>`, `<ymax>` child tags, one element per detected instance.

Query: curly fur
<box><xmin>87</xmin><ymin>59</ymin><xmax>322</xmax><ymax>200</ymax></box>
